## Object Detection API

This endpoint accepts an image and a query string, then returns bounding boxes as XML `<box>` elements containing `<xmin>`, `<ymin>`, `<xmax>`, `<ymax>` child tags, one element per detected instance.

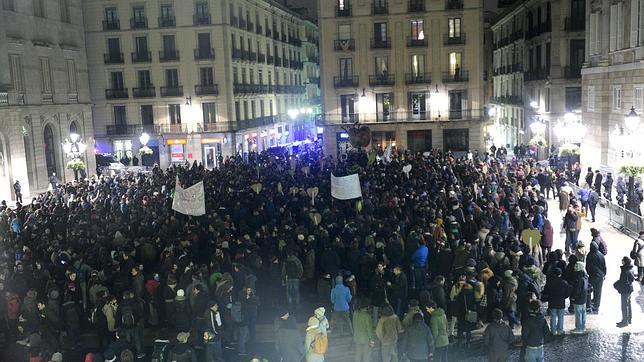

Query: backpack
<box><xmin>150</xmin><ymin>340</ymin><xmax>170</xmax><ymax>362</ymax></box>
<box><xmin>169</xmin><ymin>348</ymin><xmax>193</xmax><ymax>362</ymax></box>
<box><xmin>120</xmin><ymin>304</ymin><xmax>137</xmax><ymax>328</ymax></box>
<box><xmin>231</xmin><ymin>301</ymin><xmax>243</xmax><ymax>323</ymax></box>
<box><xmin>311</xmin><ymin>333</ymin><xmax>328</xmax><ymax>354</ymax></box>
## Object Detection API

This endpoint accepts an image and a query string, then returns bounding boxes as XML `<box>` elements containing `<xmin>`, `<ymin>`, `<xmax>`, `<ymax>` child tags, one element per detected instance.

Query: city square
<box><xmin>1</xmin><ymin>0</ymin><xmax>644</xmax><ymax>361</ymax></box>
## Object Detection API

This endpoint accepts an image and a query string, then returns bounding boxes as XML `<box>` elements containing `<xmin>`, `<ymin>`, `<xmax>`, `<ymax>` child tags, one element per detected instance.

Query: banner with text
<box><xmin>172</xmin><ymin>180</ymin><xmax>206</xmax><ymax>216</ymax></box>
<box><xmin>331</xmin><ymin>174</ymin><xmax>362</xmax><ymax>200</ymax></box>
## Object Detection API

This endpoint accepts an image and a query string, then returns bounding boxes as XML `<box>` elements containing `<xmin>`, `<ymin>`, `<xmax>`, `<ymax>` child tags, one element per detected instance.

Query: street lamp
<box><xmin>139</xmin><ymin>132</ymin><xmax>150</xmax><ymax>147</ymax></box>
<box><xmin>625</xmin><ymin>106</ymin><xmax>640</xmax><ymax>131</ymax></box>
<box><xmin>62</xmin><ymin>133</ymin><xmax>87</xmax><ymax>180</ymax></box>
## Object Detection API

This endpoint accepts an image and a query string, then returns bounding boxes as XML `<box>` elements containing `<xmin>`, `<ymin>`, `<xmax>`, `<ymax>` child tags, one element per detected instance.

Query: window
<box><xmin>66</xmin><ymin>59</ymin><xmax>77</xmax><ymax>92</ymax></box>
<box><xmin>40</xmin><ymin>58</ymin><xmax>53</xmax><ymax>93</ymax></box>
<box><xmin>610</xmin><ymin>3</ymin><xmax>624</xmax><ymax>51</ymax></box>
<box><xmin>449</xmin><ymin>91</ymin><xmax>465</xmax><ymax>119</ymax></box>
<box><xmin>105</xmin><ymin>7</ymin><xmax>118</xmax><ymax>22</ymax></box>
<box><xmin>133</xmin><ymin>6</ymin><xmax>145</xmax><ymax>21</ymax></box>
<box><xmin>198</xmin><ymin>33</ymin><xmax>211</xmax><ymax>50</ymax></box>
<box><xmin>338</xmin><ymin>24</ymin><xmax>351</xmax><ymax>40</ymax></box>
<box><xmin>160</xmin><ymin>4</ymin><xmax>173</xmax><ymax>18</ymax></box>
<box><xmin>374</xmin><ymin>22</ymin><xmax>387</xmax><ymax>41</ymax></box>
<box><xmin>589</xmin><ymin>13</ymin><xmax>600</xmax><ymax>54</ymax></box>
<box><xmin>111</xmin><ymin>72</ymin><xmax>124</xmax><ymax>89</ymax></box>
<box><xmin>165</xmin><ymin>69</ymin><xmax>179</xmax><ymax>87</ymax></box>
<box><xmin>411</xmin><ymin>55</ymin><xmax>425</xmax><ymax>76</ymax></box>
<box><xmin>34</xmin><ymin>0</ymin><xmax>45</xmax><ymax>17</ymax></box>
<box><xmin>114</xmin><ymin>106</ymin><xmax>127</xmax><ymax>125</ymax></box>
<box><xmin>200</xmin><ymin>67</ymin><xmax>214</xmax><ymax>85</ymax></box>
<box><xmin>235</xmin><ymin>101</ymin><xmax>241</xmax><ymax>122</ymax></box>
<box><xmin>410</xmin><ymin>20</ymin><xmax>425</xmax><ymax>40</ymax></box>
<box><xmin>340</xmin><ymin>94</ymin><xmax>356</xmax><ymax>122</ymax></box>
<box><xmin>587</xmin><ymin>86</ymin><xmax>595</xmax><ymax>111</ymax></box>
<box><xmin>243</xmin><ymin>101</ymin><xmax>248</xmax><ymax>120</ymax></box>
<box><xmin>613</xmin><ymin>85</ymin><xmax>622</xmax><ymax>110</ymax></box>
<box><xmin>338</xmin><ymin>0</ymin><xmax>349</xmax><ymax>11</ymax></box>
<box><xmin>376</xmin><ymin>93</ymin><xmax>393</xmax><ymax>121</ymax></box>
<box><xmin>443</xmin><ymin>129</ymin><xmax>469</xmax><ymax>152</ymax></box>
<box><xmin>375</xmin><ymin>56</ymin><xmax>388</xmax><ymax>75</ymax></box>
<box><xmin>138</xmin><ymin>70</ymin><xmax>151</xmax><ymax>88</ymax></box>
<box><xmin>448</xmin><ymin>18</ymin><xmax>461</xmax><ymax>38</ymax></box>
<box><xmin>135</xmin><ymin>37</ymin><xmax>149</xmax><ymax>54</ymax></box>
<box><xmin>634</xmin><ymin>85</ymin><xmax>644</xmax><ymax>111</ymax></box>
<box><xmin>449</xmin><ymin>52</ymin><xmax>462</xmax><ymax>75</ymax></box>
<box><xmin>141</xmin><ymin>105</ymin><xmax>154</xmax><ymax>125</ymax></box>
<box><xmin>409</xmin><ymin>92</ymin><xmax>428</xmax><ymax>120</ymax></box>
<box><xmin>169</xmin><ymin>104</ymin><xmax>182</xmax><ymax>124</ymax></box>
<box><xmin>162</xmin><ymin>35</ymin><xmax>176</xmax><ymax>53</ymax></box>
<box><xmin>339</xmin><ymin>58</ymin><xmax>353</xmax><ymax>78</ymax></box>
<box><xmin>196</xmin><ymin>1</ymin><xmax>208</xmax><ymax>17</ymax></box>
<box><xmin>203</xmin><ymin>102</ymin><xmax>216</xmax><ymax>123</ymax></box>
<box><xmin>107</xmin><ymin>38</ymin><xmax>121</xmax><ymax>55</ymax></box>
<box><xmin>9</xmin><ymin>54</ymin><xmax>24</xmax><ymax>91</ymax></box>
<box><xmin>60</xmin><ymin>0</ymin><xmax>70</xmax><ymax>22</ymax></box>
<box><xmin>565</xmin><ymin>87</ymin><xmax>582</xmax><ymax>112</ymax></box>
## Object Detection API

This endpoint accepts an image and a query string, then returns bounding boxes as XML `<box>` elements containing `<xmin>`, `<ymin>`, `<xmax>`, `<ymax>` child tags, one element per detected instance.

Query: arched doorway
<box><xmin>43</xmin><ymin>124</ymin><xmax>58</xmax><ymax>176</ymax></box>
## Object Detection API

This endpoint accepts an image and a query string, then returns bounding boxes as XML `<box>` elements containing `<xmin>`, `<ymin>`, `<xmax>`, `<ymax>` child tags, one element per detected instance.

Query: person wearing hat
<box><xmin>330</xmin><ymin>275</ymin><xmax>353</xmax><ymax>337</ymax></box>
<box><xmin>167</xmin><ymin>332</ymin><xmax>196</xmax><ymax>362</ymax></box>
<box><xmin>173</xmin><ymin>289</ymin><xmax>192</xmax><ymax>333</ymax></box>
<box><xmin>275</xmin><ymin>308</ymin><xmax>304</xmax><ymax>362</ymax></box>
<box><xmin>520</xmin><ymin>300</ymin><xmax>548</xmax><ymax>362</ymax></box>
<box><xmin>616</xmin><ymin>257</ymin><xmax>636</xmax><ymax>327</ymax></box>
<box><xmin>304</xmin><ymin>316</ymin><xmax>326</xmax><ymax>362</ymax></box>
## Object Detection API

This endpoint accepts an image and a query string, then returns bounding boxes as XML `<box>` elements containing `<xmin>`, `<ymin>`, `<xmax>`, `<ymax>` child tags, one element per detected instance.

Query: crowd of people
<box><xmin>0</xmin><ymin>145</ymin><xmax>642</xmax><ymax>362</ymax></box>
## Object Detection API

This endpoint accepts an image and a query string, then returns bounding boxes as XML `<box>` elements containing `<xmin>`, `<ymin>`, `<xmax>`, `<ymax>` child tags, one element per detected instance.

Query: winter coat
<box><xmin>483</xmin><ymin>321</ymin><xmax>514</xmax><ymax>361</ymax></box>
<box><xmin>388</xmin><ymin>272</ymin><xmax>408</xmax><ymax>302</ymax></box>
<box><xmin>542</xmin><ymin>220</ymin><xmax>554</xmax><ymax>249</ymax></box>
<box><xmin>402</xmin><ymin>320</ymin><xmax>435</xmax><ymax>359</ymax></box>
<box><xmin>370</xmin><ymin>273</ymin><xmax>388</xmax><ymax>307</ymax></box>
<box><xmin>277</xmin><ymin>318</ymin><xmax>304</xmax><ymax>362</ymax></box>
<box><xmin>429</xmin><ymin>308</ymin><xmax>449</xmax><ymax>348</ymax></box>
<box><xmin>402</xmin><ymin>306</ymin><xmax>423</xmax><ymax>329</ymax></box>
<box><xmin>102</xmin><ymin>302</ymin><xmax>118</xmax><ymax>332</ymax></box>
<box><xmin>542</xmin><ymin>275</ymin><xmax>569</xmax><ymax>309</ymax></box>
<box><xmin>559</xmin><ymin>191</ymin><xmax>570</xmax><ymax>211</ymax></box>
<box><xmin>455</xmin><ymin>284</ymin><xmax>476</xmax><ymax>331</ymax></box>
<box><xmin>376</xmin><ymin>310</ymin><xmax>403</xmax><ymax>345</ymax></box>
<box><xmin>617</xmin><ymin>265</ymin><xmax>635</xmax><ymax>295</ymax></box>
<box><xmin>570</xmin><ymin>271</ymin><xmax>588</xmax><ymax>305</ymax></box>
<box><xmin>330</xmin><ymin>284</ymin><xmax>352</xmax><ymax>312</ymax></box>
<box><xmin>352</xmin><ymin>308</ymin><xmax>373</xmax><ymax>344</ymax></box>
<box><xmin>632</xmin><ymin>239</ymin><xmax>644</xmax><ymax>267</ymax></box>
<box><xmin>173</xmin><ymin>298</ymin><xmax>192</xmax><ymax>332</ymax></box>
<box><xmin>521</xmin><ymin>311</ymin><xmax>549</xmax><ymax>347</ymax></box>
<box><xmin>586</xmin><ymin>243</ymin><xmax>607</xmax><ymax>280</ymax></box>
<box><xmin>304</xmin><ymin>327</ymin><xmax>325</xmax><ymax>362</ymax></box>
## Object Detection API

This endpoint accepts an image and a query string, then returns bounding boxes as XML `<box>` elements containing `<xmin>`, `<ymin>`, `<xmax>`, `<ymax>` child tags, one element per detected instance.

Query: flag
<box><xmin>172</xmin><ymin>178</ymin><xmax>206</xmax><ymax>216</ymax></box>
<box><xmin>331</xmin><ymin>174</ymin><xmax>362</xmax><ymax>200</ymax></box>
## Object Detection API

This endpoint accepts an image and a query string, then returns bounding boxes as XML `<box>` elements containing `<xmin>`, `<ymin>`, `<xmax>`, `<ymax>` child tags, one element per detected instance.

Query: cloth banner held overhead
<box><xmin>331</xmin><ymin>174</ymin><xmax>362</xmax><ymax>200</ymax></box>
<box><xmin>172</xmin><ymin>178</ymin><xmax>206</xmax><ymax>216</ymax></box>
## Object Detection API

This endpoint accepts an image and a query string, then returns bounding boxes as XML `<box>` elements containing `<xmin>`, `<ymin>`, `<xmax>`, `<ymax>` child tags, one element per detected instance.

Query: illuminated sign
<box><xmin>166</xmin><ymin>139</ymin><xmax>187</xmax><ymax>145</ymax></box>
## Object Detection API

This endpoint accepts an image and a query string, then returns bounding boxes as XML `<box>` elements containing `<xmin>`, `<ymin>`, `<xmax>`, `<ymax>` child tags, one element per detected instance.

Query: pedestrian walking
<box><xmin>13</xmin><ymin>180</ymin><xmax>22</xmax><ymax>203</ymax></box>
<box><xmin>330</xmin><ymin>275</ymin><xmax>353</xmax><ymax>336</ymax></box>
<box><xmin>483</xmin><ymin>308</ymin><xmax>515</xmax><ymax>362</ymax></box>
<box><xmin>615</xmin><ymin>257</ymin><xmax>635</xmax><ymax>327</ymax></box>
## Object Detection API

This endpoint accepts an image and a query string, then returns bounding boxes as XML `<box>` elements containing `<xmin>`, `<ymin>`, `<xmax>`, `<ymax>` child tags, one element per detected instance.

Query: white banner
<box><xmin>331</xmin><ymin>174</ymin><xmax>362</xmax><ymax>200</ymax></box>
<box><xmin>172</xmin><ymin>179</ymin><xmax>206</xmax><ymax>216</ymax></box>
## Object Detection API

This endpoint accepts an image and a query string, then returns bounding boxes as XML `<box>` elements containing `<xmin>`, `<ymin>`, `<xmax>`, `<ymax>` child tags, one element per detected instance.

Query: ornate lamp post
<box><xmin>62</xmin><ymin>133</ymin><xmax>87</xmax><ymax>180</ymax></box>
<box><xmin>620</xmin><ymin>107</ymin><xmax>642</xmax><ymax>213</ymax></box>
<box><xmin>138</xmin><ymin>132</ymin><xmax>153</xmax><ymax>167</ymax></box>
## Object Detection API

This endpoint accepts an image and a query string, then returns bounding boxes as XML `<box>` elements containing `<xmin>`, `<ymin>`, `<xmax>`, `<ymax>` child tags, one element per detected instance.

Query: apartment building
<box><xmin>84</xmin><ymin>0</ymin><xmax>318</xmax><ymax>168</ymax></box>
<box><xmin>318</xmin><ymin>0</ymin><xmax>488</xmax><ymax>157</ymax></box>
<box><xmin>581</xmin><ymin>0</ymin><xmax>644</xmax><ymax>171</ymax></box>
<box><xmin>0</xmin><ymin>0</ymin><xmax>96</xmax><ymax>201</ymax></box>
<box><xmin>491</xmin><ymin>0</ymin><xmax>584</xmax><ymax>151</ymax></box>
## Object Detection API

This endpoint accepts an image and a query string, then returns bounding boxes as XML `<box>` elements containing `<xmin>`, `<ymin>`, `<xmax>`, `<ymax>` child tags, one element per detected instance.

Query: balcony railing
<box><xmin>318</xmin><ymin>110</ymin><xmax>480</xmax><ymax>125</ymax></box>
<box><xmin>444</xmin><ymin>34</ymin><xmax>466</xmax><ymax>45</ymax></box>
<box><xmin>448</xmin><ymin>109</ymin><xmax>470</xmax><ymax>120</ymax></box>
<box><xmin>102</xmin><ymin>19</ymin><xmax>120</xmax><ymax>30</ymax></box>
<box><xmin>291</xmin><ymin>61</ymin><xmax>303</xmax><ymax>69</ymax></box>
<box><xmin>257</xmin><ymin>53</ymin><xmax>266</xmax><ymax>63</ymax></box>
<box><xmin>234</xmin><ymin>84</ymin><xmax>265</xmax><ymax>95</ymax></box>
<box><xmin>335</xmin><ymin>5</ymin><xmax>352</xmax><ymax>17</ymax></box>
<box><xmin>194</xmin><ymin>14</ymin><xmax>211</xmax><ymax>25</ymax></box>
<box><xmin>309</xmin><ymin>77</ymin><xmax>320</xmax><ymax>85</ymax></box>
<box><xmin>195</xmin><ymin>84</ymin><xmax>219</xmax><ymax>96</ymax></box>
<box><xmin>132</xmin><ymin>87</ymin><xmax>156</xmax><ymax>98</ymax></box>
<box><xmin>307</xmin><ymin>55</ymin><xmax>319</xmax><ymax>63</ymax></box>
<box><xmin>236</xmin><ymin>116</ymin><xmax>278</xmax><ymax>131</ymax></box>
<box><xmin>442</xmin><ymin>70</ymin><xmax>469</xmax><ymax>82</ymax></box>
<box><xmin>131</xmin><ymin>51</ymin><xmax>152</xmax><ymax>63</ymax></box>
<box><xmin>369</xmin><ymin>74</ymin><xmax>395</xmax><ymax>86</ymax></box>
<box><xmin>274</xmin><ymin>57</ymin><xmax>282</xmax><ymax>67</ymax></box>
<box><xmin>445</xmin><ymin>0</ymin><xmax>463</xmax><ymax>10</ymax></box>
<box><xmin>130</xmin><ymin>17</ymin><xmax>148</xmax><ymax>29</ymax></box>
<box><xmin>564</xmin><ymin>17</ymin><xmax>585</xmax><ymax>32</ymax></box>
<box><xmin>370</xmin><ymin>37</ymin><xmax>391</xmax><ymax>49</ymax></box>
<box><xmin>256</xmin><ymin>25</ymin><xmax>263</xmax><ymax>34</ymax></box>
<box><xmin>231</xmin><ymin>16</ymin><xmax>238</xmax><ymax>27</ymax></box>
<box><xmin>247</xmin><ymin>22</ymin><xmax>254</xmax><ymax>32</ymax></box>
<box><xmin>239</xmin><ymin>19</ymin><xmax>247</xmax><ymax>29</ymax></box>
<box><xmin>334</xmin><ymin>39</ymin><xmax>355</xmax><ymax>51</ymax></box>
<box><xmin>160</xmin><ymin>86</ymin><xmax>184</xmax><ymax>97</ymax></box>
<box><xmin>267</xmin><ymin>55</ymin><xmax>274</xmax><ymax>64</ymax></box>
<box><xmin>273</xmin><ymin>31</ymin><xmax>280</xmax><ymax>41</ymax></box>
<box><xmin>407</xmin><ymin>36</ymin><xmax>428</xmax><ymax>47</ymax></box>
<box><xmin>106</xmin><ymin>124</ymin><xmax>145</xmax><ymax>136</ymax></box>
<box><xmin>563</xmin><ymin>65</ymin><xmax>581</xmax><ymax>79</ymax></box>
<box><xmin>158</xmin><ymin>16</ymin><xmax>176</xmax><ymax>27</ymax></box>
<box><xmin>159</xmin><ymin>50</ymin><xmax>180</xmax><ymax>62</ymax></box>
<box><xmin>408</xmin><ymin>1</ymin><xmax>425</xmax><ymax>12</ymax></box>
<box><xmin>333</xmin><ymin>76</ymin><xmax>359</xmax><ymax>88</ymax></box>
<box><xmin>194</xmin><ymin>48</ymin><xmax>215</xmax><ymax>60</ymax></box>
<box><xmin>283</xmin><ymin>59</ymin><xmax>290</xmax><ymax>67</ymax></box>
<box><xmin>525</xmin><ymin>19</ymin><xmax>552</xmax><ymax>39</ymax></box>
<box><xmin>524</xmin><ymin>67</ymin><xmax>548</xmax><ymax>81</ymax></box>
<box><xmin>372</xmin><ymin>2</ymin><xmax>388</xmax><ymax>15</ymax></box>
<box><xmin>405</xmin><ymin>72</ymin><xmax>431</xmax><ymax>84</ymax></box>
<box><xmin>289</xmin><ymin>38</ymin><xmax>302</xmax><ymax>47</ymax></box>
<box><xmin>491</xmin><ymin>95</ymin><xmax>523</xmax><ymax>105</ymax></box>
<box><xmin>105</xmin><ymin>88</ymin><xmax>128</xmax><ymax>99</ymax></box>
<box><xmin>104</xmin><ymin>52</ymin><xmax>124</xmax><ymax>64</ymax></box>
<box><xmin>266</xmin><ymin>28</ymin><xmax>272</xmax><ymax>37</ymax></box>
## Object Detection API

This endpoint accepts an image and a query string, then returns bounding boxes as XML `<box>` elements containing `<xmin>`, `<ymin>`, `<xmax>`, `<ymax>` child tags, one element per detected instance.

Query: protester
<box><xmin>375</xmin><ymin>305</ymin><xmax>403</xmax><ymax>362</ymax></box>
<box><xmin>483</xmin><ymin>308</ymin><xmax>515</xmax><ymax>362</ymax></box>
<box><xmin>330</xmin><ymin>275</ymin><xmax>352</xmax><ymax>336</ymax></box>
<box><xmin>521</xmin><ymin>300</ymin><xmax>549</xmax><ymax>362</ymax></box>
<box><xmin>570</xmin><ymin>262</ymin><xmax>588</xmax><ymax>334</ymax></box>
<box><xmin>352</xmin><ymin>299</ymin><xmax>374</xmax><ymax>362</ymax></box>
<box><xmin>615</xmin><ymin>257</ymin><xmax>635</xmax><ymax>327</ymax></box>
<box><xmin>402</xmin><ymin>313</ymin><xmax>434</xmax><ymax>362</ymax></box>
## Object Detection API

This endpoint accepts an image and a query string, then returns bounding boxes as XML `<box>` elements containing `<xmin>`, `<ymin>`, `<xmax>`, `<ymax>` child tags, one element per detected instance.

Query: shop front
<box><xmin>167</xmin><ymin>138</ymin><xmax>187</xmax><ymax>164</ymax></box>
<box><xmin>201</xmin><ymin>137</ymin><xmax>224</xmax><ymax>169</ymax></box>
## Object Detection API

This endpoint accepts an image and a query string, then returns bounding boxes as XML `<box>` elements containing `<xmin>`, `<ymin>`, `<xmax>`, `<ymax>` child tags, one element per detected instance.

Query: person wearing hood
<box><xmin>570</xmin><ymin>261</ymin><xmax>588</xmax><ymax>334</ymax></box>
<box><xmin>426</xmin><ymin>301</ymin><xmax>448</xmax><ymax>362</ymax></box>
<box><xmin>402</xmin><ymin>313</ymin><xmax>434</xmax><ymax>362</ymax></box>
<box><xmin>313</xmin><ymin>307</ymin><xmax>330</xmax><ymax>336</ymax></box>
<box><xmin>275</xmin><ymin>309</ymin><xmax>304</xmax><ymax>362</ymax></box>
<box><xmin>402</xmin><ymin>299</ymin><xmax>423</xmax><ymax>329</ymax></box>
<box><xmin>330</xmin><ymin>275</ymin><xmax>352</xmax><ymax>336</ymax></box>
<box><xmin>616</xmin><ymin>257</ymin><xmax>635</xmax><ymax>327</ymax></box>
<box><xmin>585</xmin><ymin>242</ymin><xmax>606</xmax><ymax>313</ymax></box>
<box><xmin>521</xmin><ymin>300</ymin><xmax>549</xmax><ymax>362</ymax></box>
<box><xmin>541</xmin><ymin>219</ymin><xmax>554</xmax><ymax>255</ymax></box>
<box><xmin>167</xmin><ymin>332</ymin><xmax>196</xmax><ymax>362</ymax></box>
<box><xmin>603</xmin><ymin>172</ymin><xmax>614</xmax><ymax>200</ymax></box>
<box><xmin>590</xmin><ymin>228</ymin><xmax>608</xmax><ymax>255</ymax></box>
<box><xmin>376</xmin><ymin>305</ymin><xmax>403</xmax><ymax>362</ymax></box>
<box><xmin>483</xmin><ymin>308</ymin><xmax>515</xmax><ymax>362</ymax></box>
<box><xmin>352</xmin><ymin>299</ymin><xmax>374</xmax><ymax>362</ymax></box>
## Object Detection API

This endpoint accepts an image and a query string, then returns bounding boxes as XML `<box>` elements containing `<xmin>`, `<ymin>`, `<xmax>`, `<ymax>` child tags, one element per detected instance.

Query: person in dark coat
<box><xmin>483</xmin><ymin>308</ymin><xmax>514</xmax><ymax>362</ymax></box>
<box><xmin>402</xmin><ymin>313</ymin><xmax>434</xmax><ymax>362</ymax></box>
<box><xmin>603</xmin><ymin>173</ymin><xmax>614</xmax><ymax>200</ymax></box>
<box><xmin>455</xmin><ymin>281</ymin><xmax>475</xmax><ymax>347</ymax></box>
<box><xmin>541</xmin><ymin>268</ymin><xmax>569</xmax><ymax>336</ymax></box>
<box><xmin>172</xmin><ymin>289</ymin><xmax>192</xmax><ymax>332</ymax></box>
<box><xmin>569</xmin><ymin>262</ymin><xmax>588</xmax><ymax>333</ymax></box>
<box><xmin>387</xmin><ymin>265</ymin><xmax>408</xmax><ymax>317</ymax></box>
<box><xmin>616</xmin><ymin>257</ymin><xmax>635</xmax><ymax>327</ymax></box>
<box><xmin>593</xmin><ymin>170</ymin><xmax>603</xmax><ymax>194</ymax></box>
<box><xmin>521</xmin><ymin>300</ymin><xmax>549</xmax><ymax>361</ymax></box>
<box><xmin>370</xmin><ymin>263</ymin><xmax>388</xmax><ymax>326</ymax></box>
<box><xmin>427</xmin><ymin>275</ymin><xmax>447</xmax><ymax>311</ymax></box>
<box><xmin>275</xmin><ymin>311</ymin><xmax>304</xmax><ymax>362</ymax></box>
<box><xmin>590</xmin><ymin>228</ymin><xmax>608</xmax><ymax>255</ymax></box>
<box><xmin>62</xmin><ymin>295</ymin><xmax>81</xmax><ymax>348</ymax></box>
<box><xmin>320</xmin><ymin>244</ymin><xmax>341</xmax><ymax>282</ymax></box>
<box><xmin>585</xmin><ymin>242</ymin><xmax>606</xmax><ymax>313</ymax></box>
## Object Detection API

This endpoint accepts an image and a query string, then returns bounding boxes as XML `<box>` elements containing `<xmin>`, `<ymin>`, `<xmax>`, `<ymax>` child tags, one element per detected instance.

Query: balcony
<box><xmin>247</xmin><ymin>22</ymin><xmax>254</xmax><ymax>32</ymax></box>
<box><xmin>256</xmin><ymin>25</ymin><xmax>263</xmax><ymax>34</ymax></box>
<box><xmin>442</xmin><ymin>70</ymin><xmax>469</xmax><ymax>82</ymax></box>
<box><xmin>231</xmin><ymin>16</ymin><xmax>238</xmax><ymax>27</ymax></box>
<box><xmin>444</xmin><ymin>34</ymin><xmax>466</xmax><ymax>45</ymax></box>
<box><xmin>273</xmin><ymin>31</ymin><xmax>280</xmax><ymax>41</ymax></box>
<box><xmin>266</xmin><ymin>28</ymin><xmax>272</xmax><ymax>37</ymax></box>
<box><xmin>563</xmin><ymin>65</ymin><xmax>581</xmax><ymax>79</ymax></box>
<box><xmin>334</xmin><ymin>39</ymin><xmax>355</xmax><ymax>51</ymax></box>
<box><xmin>241</xmin><ymin>50</ymin><xmax>250</xmax><ymax>61</ymax></box>
<box><xmin>159</xmin><ymin>50</ymin><xmax>180</xmax><ymax>62</ymax></box>
<box><xmin>239</xmin><ymin>19</ymin><xmax>247</xmax><ymax>29</ymax></box>
<box><xmin>407</xmin><ymin>36</ymin><xmax>428</xmax><ymax>47</ymax></box>
<box><xmin>291</xmin><ymin>61</ymin><xmax>303</xmax><ymax>69</ymax></box>
<box><xmin>319</xmin><ymin>110</ymin><xmax>480</xmax><ymax>124</ymax></box>
<box><xmin>194</xmin><ymin>48</ymin><xmax>215</xmax><ymax>60</ymax></box>
<box><xmin>333</xmin><ymin>76</ymin><xmax>359</xmax><ymax>88</ymax></box>
<box><xmin>193</xmin><ymin>14</ymin><xmax>211</xmax><ymax>25</ymax></box>
<box><xmin>445</xmin><ymin>0</ymin><xmax>463</xmax><ymax>10</ymax></box>
<box><xmin>132</xmin><ymin>86</ymin><xmax>156</xmax><ymax>98</ymax></box>
<box><xmin>106</xmin><ymin>124</ymin><xmax>142</xmax><ymax>136</ymax></box>
<box><xmin>158</xmin><ymin>16</ymin><xmax>176</xmax><ymax>28</ymax></box>
<box><xmin>283</xmin><ymin>59</ymin><xmax>290</xmax><ymax>67</ymax></box>
<box><xmin>274</xmin><ymin>57</ymin><xmax>282</xmax><ymax>67</ymax></box>
<box><xmin>267</xmin><ymin>55</ymin><xmax>274</xmax><ymax>64</ymax></box>
<box><xmin>103</xmin><ymin>52</ymin><xmax>124</xmax><ymax>64</ymax></box>
<box><xmin>131</xmin><ymin>51</ymin><xmax>152</xmax><ymax>63</ymax></box>
<box><xmin>257</xmin><ymin>53</ymin><xmax>266</xmax><ymax>63</ymax></box>
<box><xmin>195</xmin><ymin>84</ymin><xmax>219</xmax><ymax>96</ymax></box>
<box><xmin>160</xmin><ymin>86</ymin><xmax>183</xmax><ymax>97</ymax></box>
<box><xmin>525</xmin><ymin>19</ymin><xmax>552</xmax><ymax>39</ymax></box>
<box><xmin>335</xmin><ymin>5</ymin><xmax>352</xmax><ymax>17</ymax></box>
<box><xmin>105</xmin><ymin>88</ymin><xmax>128</xmax><ymax>99</ymax></box>
<box><xmin>236</xmin><ymin>116</ymin><xmax>278</xmax><ymax>131</ymax></box>
<box><xmin>234</xmin><ymin>84</ymin><xmax>261</xmax><ymax>95</ymax></box>
<box><xmin>288</xmin><ymin>85</ymin><xmax>306</xmax><ymax>93</ymax></box>
<box><xmin>372</xmin><ymin>3</ymin><xmax>388</xmax><ymax>15</ymax></box>
<box><xmin>524</xmin><ymin>67</ymin><xmax>548</xmax><ymax>81</ymax></box>
<box><xmin>282</xmin><ymin>33</ymin><xmax>288</xmax><ymax>42</ymax></box>
<box><xmin>369</xmin><ymin>74</ymin><xmax>395</xmax><ymax>86</ymax></box>
<box><xmin>405</xmin><ymin>72</ymin><xmax>431</xmax><ymax>84</ymax></box>
<box><xmin>232</xmin><ymin>49</ymin><xmax>241</xmax><ymax>60</ymax></box>
<box><xmin>408</xmin><ymin>1</ymin><xmax>425</xmax><ymax>12</ymax></box>
<box><xmin>102</xmin><ymin>19</ymin><xmax>120</xmax><ymax>31</ymax></box>
<box><xmin>289</xmin><ymin>38</ymin><xmax>302</xmax><ymax>47</ymax></box>
<box><xmin>130</xmin><ymin>17</ymin><xmax>148</xmax><ymax>29</ymax></box>
<box><xmin>309</xmin><ymin>77</ymin><xmax>320</xmax><ymax>85</ymax></box>
<box><xmin>307</xmin><ymin>55</ymin><xmax>319</xmax><ymax>63</ymax></box>
<box><xmin>491</xmin><ymin>95</ymin><xmax>523</xmax><ymax>105</ymax></box>
<box><xmin>564</xmin><ymin>17</ymin><xmax>585</xmax><ymax>32</ymax></box>
<box><xmin>370</xmin><ymin>37</ymin><xmax>391</xmax><ymax>49</ymax></box>
<box><xmin>448</xmin><ymin>109</ymin><xmax>470</xmax><ymax>120</ymax></box>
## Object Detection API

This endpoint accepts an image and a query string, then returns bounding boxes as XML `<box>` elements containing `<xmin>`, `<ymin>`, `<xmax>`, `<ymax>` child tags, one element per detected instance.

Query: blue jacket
<box><xmin>411</xmin><ymin>245</ymin><xmax>429</xmax><ymax>268</ymax></box>
<box><xmin>579</xmin><ymin>188</ymin><xmax>590</xmax><ymax>202</ymax></box>
<box><xmin>330</xmin><ymin>284</ymin><xmax>352</xmax><ymax>312</ymax></box>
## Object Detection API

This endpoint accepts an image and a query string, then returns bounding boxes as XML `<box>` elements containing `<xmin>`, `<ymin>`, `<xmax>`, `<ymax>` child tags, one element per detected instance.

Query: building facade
<box><xmin>83</xmin><ymin>0</ymin><xmax>319</xmax><ymax>168</ymax></box>
<box><xmin>0</xmin><ymin>0</ymin><xmax>96</xmax><ymax>201</ymax></box>
<box><xmin>582</xmin><ymin>0</ymin><xmax>644</xmax><ymax>172</ymax></box>
<box><xmin>318</xmin><ymin>0</ymin><xmax>488</xmax><ymax>157</ymax></box>
<box><xmin>491</xmin><ymin>0</ymin><xmax>585</xmax><ymax>152</ymax></box>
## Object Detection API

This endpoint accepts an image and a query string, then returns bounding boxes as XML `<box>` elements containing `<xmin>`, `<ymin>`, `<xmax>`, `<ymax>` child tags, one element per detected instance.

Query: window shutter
<box><xmin>590</xmin><ymin>14</ymin><xmax>597</xmax><ymax>54</ymax></box>
<box><xmin>610</xmin><ymin>5</ymin><xmax>618</xmax><ymax>51</ymax></box>
<box><xmin>618</xmin><ymin>4</ymin><xmax>625</xmax><ymax>49</ymax></box>
<box><xmin>631</xmin><ymin>0</ymin><xmax>639</xmax><ymax>47</ymax></box>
